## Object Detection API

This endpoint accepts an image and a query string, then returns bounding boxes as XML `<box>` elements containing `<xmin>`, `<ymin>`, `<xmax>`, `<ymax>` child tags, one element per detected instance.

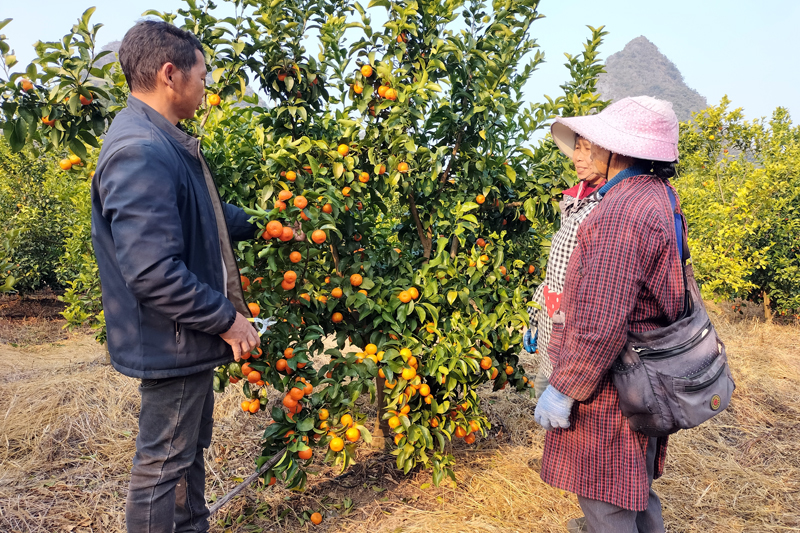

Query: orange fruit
<box><xmin>480</xmin><ymin>254</ymin><xmax>489</xmax><ymax>262</ymax></box>
<box><xmin>388</xmin><ymin>416</ymin><xmax>401</xmax><ymax>429</ymax></box>
<box><xmin>42</xmin><ymin>117</ymin><xmax>56</xmax><ymax>127</ymax></box>
<box><xmin>385</xmin><ymin>88</ymin><xmax>397</xmax><ymax>100</ymax></box>
<box><xmin>304</xmin><ymin>382</ymin><xmax>313</xmax><ymax>395</ymax></box>
<box><xmin>490</xmin><ymin>367</ymin><xmax>498</xmax><ymax>379</ymax></box>
<box><xmin>241</xmin><ymin>275</ymin><xmax>251</xmax><ymax>290</ymax></box>
<box><xmin>290</xmin><ymin>251</ymin><xmax>302</xmax><ymax>263</ymax></box>
<box><xmin>294</xmin><ymin>195</ymin><xmax>308</xmax><ymax>209</ymax></box>
<box><xmin>397</xmin><ymin>33</ymin><xmax>408</xmax><ymax>43</ymax></box>
<box><xmin>476</xmin><ymin>238</ymin><xmax>486</xmax><ymax>248</ymax></box>
<box><xmin>278</xmin><ymin>189</ymin><xmax>293</xmax><ymax>201</ymax></box>
<box><xmin>266</xmin><ymin>220</ymin><xmax>283</xmax><ymax>238</ymax></box>
<box><xmin>399</xmin><ymin>348</ymin><xmax>412</xmax><ymax>360</ymax></box>
<box><xmin>79</xmin><ymin>93</ymin><xmax>93</xmax><ymax>105</ymax></box>
<box><xmin>20</xmin><ymin>79</ymin><xmax>34</xmax><ymax>92</ymax></box>
<box><xmin>241</xmin><ymin>400</ymin><xmax>251</xmax><ymax>412</ymax></box>
<box><xmin>455</xmin><ymin>426</ymin><xmax>467</xmax><ymax>438</ymax></box>
<box><xmin>207</xmin><ymin>94</ymin><xmax>221</xmax><ymax>106</ymax></box>
<box><xmin>419</xmin><ymin>384</ymin><xmax>431</xmax><ymax>396</ymax></box>
<box><xmin>378</xmin><ymin>368</ymin><xmax>386</xmax><ymax>378</ymax></box>
<box><xmin>317</xmin><ymin>295</ymin><xmax>328</xmax><ymax>303</ymax></box>
<box><xmin>342</xmin><ymin>186</ymin><xmax>351</xmax><ymax>197</ymax></box>
<box><xmin>377</xmin><ymin>85</ymin><xmax>388</xmax><ymax>98</ymax></box>
<box><xmin>281</xmin><ymin>279</ymin><xmax>295</xmax><ymax>291</ymax></box>
<box><xmin>359</xmin><ymin>171</ymin><xmax>369</xmax><ymax>183</ymax></box>
<box><xmin>464</xmin><ymin>432</ymin><xmax>476</xmax><ymax>444</ymax></box>
<box><xmin>365</xmin><ymin>343</ymin><xmax>378</xmax><ymax>355</ymax></box>
<box><xmin>311</xmin><ymin>230</ymin><xmax>326</xmax><ymax>244</ymax></box>
<box><xmin>398</xmin><ymin>291</ymin><xmax>412</xmax><ymax>303</ymax></box>
<box><xmin>408</xmin><ymin>287</ymin><xmax>419</xmax><ymax>299</ymax></box>
<box><xmin>329</xmin><ymin>437</ymin><xmax>345</xmax><ymax>452</ymax></box>
<box><xmin>322</xmin><ymin>203</ymin><xmax>333</xmax><ymax>214</ymax></box>
<box><xmin>337</xmin><ymin>144</ymin><xmax>349</xmax><ymax>156</ymax></box>
<box><xmin>394</xmin><ymin>433</ymin><xmax>404</xmax><ymax>445</ymax></box>
<box><xmin>401</xmin><ymin>367</ymin><xmax>416</xmax><ymax>381</ymax></box>
<box><xmin>289</xmin><ymin>387</ymin><xmax>305</xmax><ymax>401</ymax></box>
<box><xmin>284</xmin><ymin>270</ymin><xmax>298</xmax><ymax>283</ymax></box>
<box><xmin>529</xmin><ymin>265</ymin><xmax>535</xmax><ymax>274</ymax></box>
<box><xmin>274</xmin><ymin>200</ymin><xmax>287</xmax><ymax>211</ymax></box>
<box><xmin>248</xmin><ymin>399</ymin><xmax>261</xmax><ymax>413</ymax></box>
<box><xmin>332</xmin><ymin>312</ymin><xmax>343</xmax><ymax>323</ymax></box>
<box><xmin>340</xmin><ymin>413</ymin><xmax>353</xmax><ymax>427</ymax></box>
<box><xmin>248</xmin><ymin>302</ymin><xmax>260</xmax><ymax>317</ymax></box>
<box><xmin>298</xmin><ymin>448</ymin><xmax>312</xmax><ymax>460</ymax></box>
<box><xmin>378</xmin><ymin>164</ymin><xmax>387</xmax><ymax>174</ymax></box>
<box><xmin>353</xmin><ymin>83</ymin><xmax>363</xmax><ymax>94</ymax></box>
<box><xmin>310</xmin><ymin>512</ymin><xmax>323</xmax><ymax>525</ymax></box>
<box><xmin>300</xmin><ymin>211</ymin><xmax>311</xmax><ymax>221</ymax></box>
<box><xmin>505</xmin><ymin>365</ymin><xmax>513</xmax><ymax>375</ymax></box>
<box><xmin>476</xmin><ymin>194</ymin><xmax>486</xmax><ymax>204</ymax></box>
<box><xmin>282</xmin><ymin>395</ymin><xmax>298</xmax><ymax>409</ymax></box>
<box><xmin>247</xmin><ymin>370</ymin><xmax>261</xmax><ymax>383</ymax></box>
<box><xmin>350</xmin><ymin>273</ymin><xmax>363</xmax><ymax>286</ymax></box>
<box><xmin>397</xmin><ymin>161</ymin><xmax>409</xmax><ymax>173</ymax></box>
<box><xmin>279</xmin><ymin>226</ymin><xmax>294</xmax><ymax>242</ymax></box>
<box><xmin>276</xmin><ymin>359</ymin><xmax>288</xmax><ymax>372</ymax></box>
<box><xmin>499</xmin><ymin>265</ymin><xmax>507</xmax><ymax>275</ymax></box>
<box><xmin>58</xmin><ymin>158</ymin><xmax>73</xmax><ymax>171</ymax></box>
<box><xmin>480</xmin><ymin>356</ymin><xmax>492</xmax><ymax>370</ymax></box>
<box><xmin>331</xmin><ymin>287</ymin><xmax>343</xmax><ymax>298</ymax></box>
<box><xmin>469</xmin><ymin>420</ymin><xmax>480</xmax><ymax>433</ymax></box>
<box><xmin>360</xmin><ymin>64</ymin><xmax>373</xmax><ymax>77</ymax></box>
<box><xmin>408</xmin><ymin>356</ymin><xmax>418</xmax><ymax>368</ymax></box>
<box><xmin>319</xmin><ymin>408</ymin><xmax>330</xmax><ymax>421</ymax></box>
<box><xmin>345</xmin><ymin>427</ymin><xmax>360</xmax><ymax>442</ymax></box>
<box><xmin>286</xmin><ymin>170</ymin><xmax>297</xmax><ymax>181</ymax></box>
<box><xmin>520</xmin><ymin>214</ymin><xmax>527</xmax><ymax>221</ymax></box>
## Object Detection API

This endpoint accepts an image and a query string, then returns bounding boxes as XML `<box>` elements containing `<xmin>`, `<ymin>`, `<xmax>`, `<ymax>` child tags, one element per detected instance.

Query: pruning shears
<box><xmin>248</xmin><ymin>317</ymin><xmax>276</xmax><ymax>336</ymax></box>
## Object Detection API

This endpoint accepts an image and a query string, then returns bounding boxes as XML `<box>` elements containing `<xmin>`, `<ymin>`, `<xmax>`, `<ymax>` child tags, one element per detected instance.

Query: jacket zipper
<box><xmin>684</xmin><ymin>364</ymin><xmax>725</xmax><ymax>392</ymax></box>
<box><xmin>633</xmin><ymin>319</ymin><xmax>712</xmax><ymax>359</ymax></box>
<box><xmin>196</xmin><ymin>143</ymin><xmax>250</xmax><ymax>318</ymax></box>
<box><xmin>175</xmin><ymin>322</ymin><xmax>182</xmax><ymax>344</ymax></box>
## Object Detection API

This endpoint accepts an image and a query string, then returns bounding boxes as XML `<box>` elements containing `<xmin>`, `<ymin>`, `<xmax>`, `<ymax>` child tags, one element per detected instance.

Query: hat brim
<box><xmin>551</xmin><ymin>122</ymin><xmax>576</xmax><ymax>158</ymax></box>
<box><xmin>553</xmin><ymin>114</ymin><xmax>678</xmax><ymax>162</ymax></box>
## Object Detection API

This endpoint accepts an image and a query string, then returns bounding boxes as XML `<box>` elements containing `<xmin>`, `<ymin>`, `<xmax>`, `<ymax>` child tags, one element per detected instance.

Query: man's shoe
<box><xmin>566</xmin><ymin>516</ymin><xmax>587</xmax><ymax>533</ymax></box>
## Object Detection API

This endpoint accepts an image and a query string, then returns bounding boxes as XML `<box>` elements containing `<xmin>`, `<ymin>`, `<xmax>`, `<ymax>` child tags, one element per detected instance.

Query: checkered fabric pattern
<box><xmin>540</xmin><ymin>175</ymin><xmax>685</xmax><ymax>511</ymax></box>
<box><xmin>527</xmin><ymin>192</ymin><xmax>601</xmax><ymax>377</ymax></box>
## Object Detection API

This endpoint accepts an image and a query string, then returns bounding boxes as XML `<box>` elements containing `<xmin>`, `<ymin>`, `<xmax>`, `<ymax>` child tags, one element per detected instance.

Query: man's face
<box><xmin>172</xmin><ymin>49</ymin><xmax>207</xmax><ymax>121</ymax></box>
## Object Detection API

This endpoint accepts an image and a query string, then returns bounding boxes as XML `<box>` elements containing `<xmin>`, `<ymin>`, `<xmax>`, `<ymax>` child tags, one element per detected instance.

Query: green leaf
<box><xmin>447</xmin><ymin>291</ymin><xmax>457</xmax><ymax>306</ymax></box>
<box><xmin>211</xmin><ymin>67</ymin><xmax>225</xmax><ymax>83</ymax></box>
<box><xmin>504</xmin><ymin>165</ymin><xmax>517</xmax><ymax>183</ymax></box>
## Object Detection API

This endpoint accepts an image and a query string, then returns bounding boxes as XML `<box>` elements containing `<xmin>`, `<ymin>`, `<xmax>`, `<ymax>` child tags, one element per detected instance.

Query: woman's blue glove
<box><xmin>534</xmin><ymin>385</ymin><xmax>575</xmax><ymax>431</ymax></box>
<box><xmin>524</xmin><ymin>329</ymin><xmax>538</xmax><ymax>353</ymax></box>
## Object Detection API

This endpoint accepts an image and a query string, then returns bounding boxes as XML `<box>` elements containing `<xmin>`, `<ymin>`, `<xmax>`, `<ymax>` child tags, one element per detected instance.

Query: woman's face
<box><xmin>573</xmin><ymin>137</ymin><xmax>604</xmax><ymax>186</ymax></box>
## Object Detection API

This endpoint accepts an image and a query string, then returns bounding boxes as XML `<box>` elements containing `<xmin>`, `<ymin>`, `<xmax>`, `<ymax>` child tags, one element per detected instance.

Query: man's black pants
<box><xmin>126</xmin><ymin>369</ymin><xmax>215</xmax><ymax>533</ymax></box>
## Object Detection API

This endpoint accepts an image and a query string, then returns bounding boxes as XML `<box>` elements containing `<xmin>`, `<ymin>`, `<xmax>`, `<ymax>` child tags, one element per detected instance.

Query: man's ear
<box><xmin>159</xmin><ymin>62</ymin><xmax>177</xmax><ymax>89</ymax></box>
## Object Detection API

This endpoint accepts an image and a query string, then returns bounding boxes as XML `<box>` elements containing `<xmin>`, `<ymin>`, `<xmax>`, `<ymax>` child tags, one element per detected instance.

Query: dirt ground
<box><xmin>0</xmin><ymin>300</ymin><xmax>798</xmax><ymax>533</ymax></box>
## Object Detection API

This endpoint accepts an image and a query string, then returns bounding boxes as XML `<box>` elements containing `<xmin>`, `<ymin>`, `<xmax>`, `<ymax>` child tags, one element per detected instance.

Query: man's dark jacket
<box><xmin>92</xmin><ymin>96</ymin><xmax>255</xmax><ymax>379</ymax></box>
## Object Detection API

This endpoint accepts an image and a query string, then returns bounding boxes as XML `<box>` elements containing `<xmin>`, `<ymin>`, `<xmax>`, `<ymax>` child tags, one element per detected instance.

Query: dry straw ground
<box><xmin>0</xmin><ymin>309</ymin><xmax>797</xmax><ymax>533</ymax></box>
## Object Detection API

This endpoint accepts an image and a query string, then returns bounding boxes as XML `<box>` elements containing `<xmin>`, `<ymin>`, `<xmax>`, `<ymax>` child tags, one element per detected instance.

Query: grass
<box><xmin>0</xmin><ymin>312</ymin><xmax>797</xmax><ymax>533</ymax></box>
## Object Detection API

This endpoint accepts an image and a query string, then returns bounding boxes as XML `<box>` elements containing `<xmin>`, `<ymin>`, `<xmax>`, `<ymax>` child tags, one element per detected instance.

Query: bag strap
<box><xmin>665</xmin><ymin>185</ymin><xmax>693</xmax><ymax>319</ymax></box>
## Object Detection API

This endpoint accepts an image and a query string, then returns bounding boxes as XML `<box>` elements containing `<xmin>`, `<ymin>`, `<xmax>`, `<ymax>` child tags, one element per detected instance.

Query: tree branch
<box><xmin>408</xmin><ymin>192</ymin><xmax>433</xmax><ymax>260</ymax></box>
<box><xmin>330</xmin><ymin>242</ymin><xmax>341</xmax><ymax>276</ymax></box>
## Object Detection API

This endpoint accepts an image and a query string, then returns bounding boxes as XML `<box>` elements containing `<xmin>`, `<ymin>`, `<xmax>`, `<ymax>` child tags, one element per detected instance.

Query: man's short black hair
<box><xmin>119</xmin><ymin>20</ymin><xmax>204</xmax><ymax>92</ymax></box>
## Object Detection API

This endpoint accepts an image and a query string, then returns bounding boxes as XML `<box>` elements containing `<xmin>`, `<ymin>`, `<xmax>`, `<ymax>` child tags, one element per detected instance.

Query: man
<box><xmin>91</xmin><ymin>20</ymin><xmax>260</xmax><ymax>532</ymax></box>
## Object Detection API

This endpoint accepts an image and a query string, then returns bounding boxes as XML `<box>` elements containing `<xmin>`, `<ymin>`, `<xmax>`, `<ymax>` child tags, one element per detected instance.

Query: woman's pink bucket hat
<box><xmin>551</xmin><ymin>96</ymin><xmax>679</xmax><ymax>162</ymax></box>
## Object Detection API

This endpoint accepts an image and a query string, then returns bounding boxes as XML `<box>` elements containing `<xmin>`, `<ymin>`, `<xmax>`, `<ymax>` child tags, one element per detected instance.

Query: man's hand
<box><xmin>220</xmin><ymin>312</ymin><xmax>260</xmax><ymax>362</ymax></box>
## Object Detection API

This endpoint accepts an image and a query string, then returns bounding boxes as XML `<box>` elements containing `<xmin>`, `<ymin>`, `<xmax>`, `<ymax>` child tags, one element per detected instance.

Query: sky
<box><xmin>3</xmin><ymin>0</ymin><xmax>798</xmax><ymax>123</ymax></box>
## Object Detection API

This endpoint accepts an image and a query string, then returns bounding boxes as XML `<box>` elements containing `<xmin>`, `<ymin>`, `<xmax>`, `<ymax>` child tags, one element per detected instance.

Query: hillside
<box><xmin>597</xmin><ymin>36</ymin><xmax>707</xmax><ymax>122</ymax></box>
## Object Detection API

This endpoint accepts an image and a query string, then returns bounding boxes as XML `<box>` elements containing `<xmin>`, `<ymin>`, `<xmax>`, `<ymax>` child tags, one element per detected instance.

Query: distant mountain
<box><xmin>597</xmin><ymin>36</ymin><xmax>707</xmax><ymax>122</ymax></box>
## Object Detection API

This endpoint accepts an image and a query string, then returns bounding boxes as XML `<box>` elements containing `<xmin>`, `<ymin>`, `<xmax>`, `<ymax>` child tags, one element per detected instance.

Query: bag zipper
<box><xmin>684</xmin><ymin>364</ymin><xmax>725</xmax><ymax>392</ymax></box>
<box><xmin>175</xmin><ymin>322</ymin><xmax>182</xmax><ymax>344</ymax></box>
<box><xmin>632</xmin><ymin>319</ymin><xmax>712</xmax><ymax>359</ymax></box>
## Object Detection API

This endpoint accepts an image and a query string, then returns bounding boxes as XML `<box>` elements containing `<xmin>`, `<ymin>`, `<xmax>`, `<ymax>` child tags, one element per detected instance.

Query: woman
<box><xmin>534</xmin><ymin>96</ymin><xmax>683</xmax><ymax>533</ymax></box>
<box><xmin>525</xmin><ymin>135</ymin><xmax>606</xmax><ymax>398</ymax></box>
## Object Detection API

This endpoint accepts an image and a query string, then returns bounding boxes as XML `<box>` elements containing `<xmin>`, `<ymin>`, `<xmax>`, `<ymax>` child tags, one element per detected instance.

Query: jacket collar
<box><xmin>127</xmin><ymin>96</ymin><xmax>200</xmax><ymax>158</ymax></box>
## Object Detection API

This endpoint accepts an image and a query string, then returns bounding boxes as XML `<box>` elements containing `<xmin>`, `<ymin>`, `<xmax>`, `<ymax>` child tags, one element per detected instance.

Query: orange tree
<box><xmin>674</xmin><ymin>97</ymin><xmax>800</xmax><ymax>319</ymax></box>
<box><xmin>1</xmin><ymin>2</ymin><xmax>608</xmax><ymax>489</ymax></box>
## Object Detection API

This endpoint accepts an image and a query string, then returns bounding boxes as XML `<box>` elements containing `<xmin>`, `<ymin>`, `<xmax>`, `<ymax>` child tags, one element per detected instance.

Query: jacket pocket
<box><xmin>547</xmin><ymin>312</ymin><xmax>566</xmax><ymax>368</ymax></box>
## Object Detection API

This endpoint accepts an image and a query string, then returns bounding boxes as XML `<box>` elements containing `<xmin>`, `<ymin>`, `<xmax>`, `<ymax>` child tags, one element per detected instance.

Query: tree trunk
<box><xmin>763</xmin><ymin>290</ymin><xmax>773</xmax><ymax>323</ymax></box>
<box><xmin>372</xmin><ymin>377</ymin><xmax>392</xmax><ymax>451</ymax></box>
